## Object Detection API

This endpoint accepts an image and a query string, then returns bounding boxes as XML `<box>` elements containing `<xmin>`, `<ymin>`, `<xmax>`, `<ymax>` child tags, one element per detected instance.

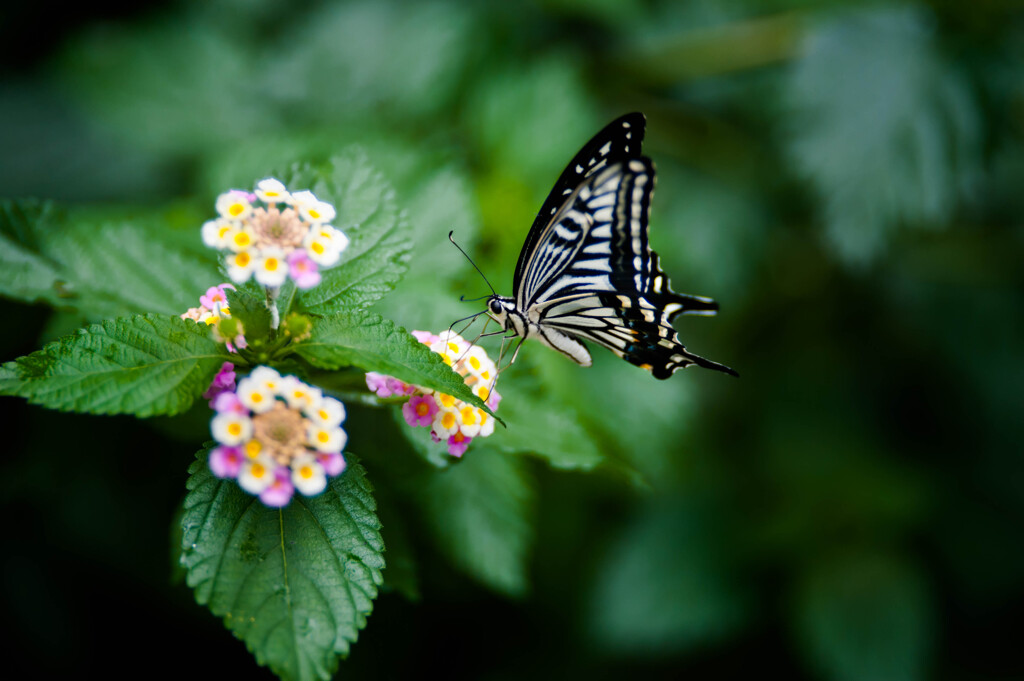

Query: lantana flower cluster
<box><xmin>366</xmin><ymin>330</ymin><xmax>501</xmax><ymax>458</ymax></box>
<box><xmin>181</xmin><ymin>283</ymin><xmax>245</xmax><ymax>351</ymax></box>
<box><xmin>201</xmin><ymin>178</ymin><xmax>349</xmax><ymax>290</ymax></box>
<box><xmin>208</xmin><ymin>366</ymin><xmax>347</xmax><ymax>507</ymax></box>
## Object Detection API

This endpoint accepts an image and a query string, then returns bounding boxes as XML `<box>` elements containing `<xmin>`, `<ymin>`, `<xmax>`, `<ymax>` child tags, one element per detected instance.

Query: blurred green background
<box><xmin>2</xmin><ymin>0</ymin><xmax>1023</xmax><ymax>679</ymax></box>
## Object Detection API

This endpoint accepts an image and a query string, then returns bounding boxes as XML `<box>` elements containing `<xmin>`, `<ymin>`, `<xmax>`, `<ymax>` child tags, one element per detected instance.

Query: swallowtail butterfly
<box><xmin>485</xmin><ymin>112</ymin><xmax>737</xmax><ymax>379</ymax></box>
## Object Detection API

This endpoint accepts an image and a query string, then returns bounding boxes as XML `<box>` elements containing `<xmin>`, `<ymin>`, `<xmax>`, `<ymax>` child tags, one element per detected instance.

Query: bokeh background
<box><xmin>2</xmin><ymin>0</ymin><xmax>1023</xmax><ymax>679</ymax></box>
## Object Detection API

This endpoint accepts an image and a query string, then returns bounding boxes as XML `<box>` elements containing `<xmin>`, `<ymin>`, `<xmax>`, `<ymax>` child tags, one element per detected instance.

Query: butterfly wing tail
<box><xmin>663</xmin><ymin>292</ymin><xmax>719</xmax><ymax>319</ymax></box>
<box><xmin>657</xmin><ymin>348</ymin><xmax>738</xmax><ymax>379</ymax></box>
<box><xmin>645</xmin><ymin>252</ymin><xmax>720</xmax><ymax>321</ymax></box>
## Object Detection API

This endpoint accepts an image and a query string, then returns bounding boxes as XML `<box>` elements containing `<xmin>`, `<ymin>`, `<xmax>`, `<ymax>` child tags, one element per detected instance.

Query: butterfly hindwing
<box><xmin>540</xmin><ymin>292</ymin><xmax>735</xmax><ymax>378</ymax></box>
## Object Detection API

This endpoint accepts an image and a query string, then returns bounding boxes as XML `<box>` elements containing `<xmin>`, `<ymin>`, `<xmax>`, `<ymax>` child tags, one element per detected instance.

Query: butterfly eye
<box><xmin>489</xmin><ymin>299</ymin><xmax>503</xmax><ymax>315</ymax></box>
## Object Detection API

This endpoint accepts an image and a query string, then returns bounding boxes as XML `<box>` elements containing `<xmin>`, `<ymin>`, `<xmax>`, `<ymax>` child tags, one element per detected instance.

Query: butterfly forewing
<box><xmin>513</xmin><ymin>113</ymin><xmax>647</xmax><ymax>300</ymax></box>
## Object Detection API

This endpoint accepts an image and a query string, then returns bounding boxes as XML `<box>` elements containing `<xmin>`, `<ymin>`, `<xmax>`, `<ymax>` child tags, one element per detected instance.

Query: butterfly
<box><xmin>483</xmin><ymin>112</ymin><xmax>737</xmax><ymax>379</ymax></box>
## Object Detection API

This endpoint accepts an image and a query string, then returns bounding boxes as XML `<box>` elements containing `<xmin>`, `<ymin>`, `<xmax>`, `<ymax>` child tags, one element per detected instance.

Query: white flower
<box><xmin>226</xmin><ymin>251</ymin><xmax>255</xmax><ymax>284</ymax></box>
<box><xmin>461</xmin><ymin>345</ymin><xmax>496</xmax><ymax>382</ymax></box>
<box><xmin>236</xmin><ymin>377</ymin><xmax>276</xmax><ymax>414</ymax></box>
<box><xmin>473</xmin><ymin>382</ymin><xmax>493</xmax><ymax>405</ymax></box>
<box><xmin>476</xmin><ymin>409</ymin><xmax>495</xmax><ymax>437</ymax></box>
<box><xmin>211</xmin><ymin>411</ymin><xmax>253</xmax><ymax>446</ymax></box>
<box><xmin>290</xmin><ymin>190</ymin><xmax>336</xmax><ymax>224</ymax></box>
<box><xmin>255</xmin><ymin>178</ymin><xmax>289</xmax><ymax>204</ymax></box>
<box><xmin>305</xmin><ymin>234</ymin><xmax>342</xmax><ymax>267</ymax></box>
<box><xmin>289</xmin><ymin>190</ymin><xmax>317</xmax><ymax>207</ymax></box>
<box><xmin>253</xmin><ymin>248</ymin><xmax>289</xmax><ymax>287</ymax></box>
<box><xmin>308</xmin><ymin>396</ymin><xmax>345</xmax><ymax>428</ymax></box>
<box><xmin>432</xmin><ymin>331</ymin><xmax>469</xmax><ymax>367</ymax></box>
<box><xmin>249</xmin><ymin>366</ymin><xmax>283</xmax><ymax>393</ymax></box>
<box><xmin>225</xmin><ymin>226</ymin><xmax>254</xmax><ymax>253</ymax></box>
<box><xmin>278</xmin><ymin>375</ymin><xmax>323</xmax><ymax>412</ymax></box>
<box><xmin>201</xmin><ymin>219</ymin><xmax>232</xmax><ymax>248</ymax></box>
<box><xmin>432</xmin><ymin>406</ymin><xmax>461</xmax><ymax>438</ymax></box>
<box><xmin>306</xmin><ymin>424</ymin><xmax>347</xmax><ymax>453</ymax></box>
<box><xmin>300</xmin><ymin>200</ymin><xmax>336</xmax><ymax>225</ymax></box>
<box><xmin>216</xmin><ymin>191</ymin><xmax>253</xmax><ymax>221</ymax></box>
<box><xmin>291</xmin><ymin>454</ymin><xmax>328</xmax><ymax>496</ymax></box>
<box><xmin>458</xmin><ymin>405</ymin><xmax>482</xmax><ymax>437</ymax></box>
<box><xmin>238</xmin><ymin>454</ymin><xmax>277</xmax><ymax>494</ymax></box>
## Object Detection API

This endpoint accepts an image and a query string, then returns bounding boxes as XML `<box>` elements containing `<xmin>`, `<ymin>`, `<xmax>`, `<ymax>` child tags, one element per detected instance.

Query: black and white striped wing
<box><xmin>516</xmin><ymin>157</ymin><xmax>736</xmax><ymax>379</ymax></box>
<box><xmin>513</xmin><ymin>112</ymin><xmax>646</xmax><ymax>299</ymax></box>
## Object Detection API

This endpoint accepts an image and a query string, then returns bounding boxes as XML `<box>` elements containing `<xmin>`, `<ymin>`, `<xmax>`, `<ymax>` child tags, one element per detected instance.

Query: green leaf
<box><xmin>225</xmin><ymin>283</ymin><xmax>273</xmax><ymax>341</ymax></box>
<box><xmin>272</xmin><ymin>1</ymin><xmax>480</xmax><ymax>123</ymax></box>
<box><xmin>0</xmin><ymin>314</ymin><xmax>228</xmax><ymax>417</ymax></box>
<box><xmin>587</xmin><ymin>499</ymin><xmax>748</xmax><ymax>654</ymax></box>
<box><xmin>0</xmin><ymin>199</ymin><xmax>224</xmax><ymax>320</ymax></box>
<box><xmin>415</xmin><ymin>447</ymin><xmax>534</xmax><ymax>596</ymax></box>
<box><xmin>0</xmin><ymin>200</ymin><xmax>66</xmax><ymax>307</ymax></box>
<box><xmin>372</xmin><ymin>162</ymin><xmax>484</xmax><ymax>331</ymax></box>
<box><xmin>289</xmin><ymin>152</ymin><xmax>412</xmax><ymax>314</ymax></box>
<box><xmin>294</xmin><ymin>310</ymin><xmax>492</xmax><ymax>415</ymax></box>
<box><xmin>489</xmin><ymin>367</ymin><xmax>604</xmax><ymax>471</ymax></box>
<box><xmin>181</xmin><ymin>449</ymin><xmax>384</xmax><ymax>681</ymax></box>
<box><xmin>794</xmin><ymin>550</ymin><xmax>933</xmax><ymax>681</ymax></box>
<box><xmin>785</xmin><ymin>7</ymin><xmax>981</xmax><ymax>264</ymax></box>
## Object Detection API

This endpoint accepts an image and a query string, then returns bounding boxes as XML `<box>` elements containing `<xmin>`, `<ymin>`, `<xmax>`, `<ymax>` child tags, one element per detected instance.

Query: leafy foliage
<box><xmin>414</xmin><ymin>446</ymin><xmax>535</xmax><ymax>596</ymax></box>
<box><xmin>785</xmin><ymin>6</ymin><xmax>981</xmax><ymax>264</ymax></box>
<box><xmin>487</xmin><ymin>366</ymin><xmax>604</xmax><ymax>471</ymax></box>
<box><xmin>294</xmin><ymin>310</ymin><xmax>491</xmax><ymax>414</ymax></box>
<box><xmin>225</xmin><ymin>284</ymin><xmax>274</xmax><ymax>342</ymax></box>
<box><xmin>588</xmin><ymin>498</ymin><xmax>748</xmax><ymax>654</ymax></box>
<box><xmin>0</xmin><ymin>199</ymin><xmax>223</xmax><ymax>321</ymax></box>
<box><xmin>289</xmin><ymin>152</ymin><xmax>411</xmax><ymax>314</ymax></box>
<box><xmin>182</xmin><ymin>449</ymin><xmax>384</xmax><ymax>681</ymax></box>
<box><xmin>0</xmin><ymin>314</ymin><xmax>228</xmax><ymax>417</ymax></box>
<box><xmin>3</xmin><ymin>1</ymin><xmax>1022</xmax><ymax>679</ymax></box>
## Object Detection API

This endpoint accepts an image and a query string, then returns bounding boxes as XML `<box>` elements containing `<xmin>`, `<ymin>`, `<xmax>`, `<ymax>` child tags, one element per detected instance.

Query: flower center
<box><xmin>252</xmin><ymin>402</ymin><xmax>307</xmax><ymax>465</ymax></box>
<box><xmin>249</xmin><ymin>207</ymin><xmax>306</xmax><ymax>250</ymax></box>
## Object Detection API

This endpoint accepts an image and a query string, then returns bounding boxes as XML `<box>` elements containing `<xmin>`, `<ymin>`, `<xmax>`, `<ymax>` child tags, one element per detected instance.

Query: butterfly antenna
<box><xmin>449</xmin><ymin>231</ymin><xmax>497</xmax><ymax>296</ymax></box>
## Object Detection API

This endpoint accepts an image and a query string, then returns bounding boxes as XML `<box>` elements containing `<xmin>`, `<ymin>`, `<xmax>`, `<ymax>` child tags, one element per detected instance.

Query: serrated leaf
<box><xmin>181</xmin><ymin>449</ymin><xmax>384</xmax><ymax>681</ymax></box>
<box><xmin>294</xmin><ymin>310</ymin><xmax>492</xmax><ymax>415</ymax></box>
<box><xmin>785</xmin><ymin>7</ymin><xmax>981</xmax><ymax>264</ymax></box>
<box><xmin>288</xmin><ymin>152</ymin><xmax>412</xmax><ymax>314</ymax></box>
<box><xmin>0</xmin><ymin>199</ymin><xmax>224</xmax><ymax>320</ymax></box>
<box><xmin>415</xmin><ymin>447</ymin><xmax>534</xmax><ymax>596</ymax></box>
<box><xmin>588</xmin><ymin>499</ymin><xmax>748</xmax><ymax>654</ymax></box>
<box><xmin>0</xmin><ymin>314</ymin><xmax>228</xmax><ymax>416</ymax></box>
<box><xmin>794</xmin><ymin>550</ymin><xmax>933</xmax><ymax>681</ymax></box>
